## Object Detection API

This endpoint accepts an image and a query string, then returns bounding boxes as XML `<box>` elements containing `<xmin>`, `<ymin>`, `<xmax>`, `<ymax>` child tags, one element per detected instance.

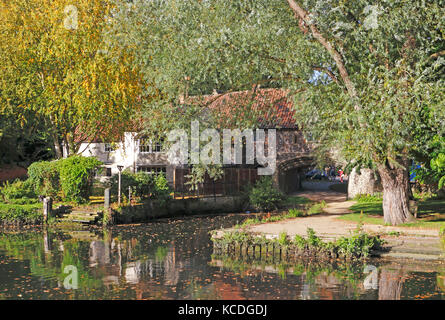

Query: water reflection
<box><xmin>0</xmin><ymin>215</ymin><xmax>444</xmax><ymax>300</ymax></box>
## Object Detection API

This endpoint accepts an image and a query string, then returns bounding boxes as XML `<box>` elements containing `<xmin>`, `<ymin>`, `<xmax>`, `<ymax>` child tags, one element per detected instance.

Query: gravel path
<box><xmin>235</xmin><ymin>187</ymin><xmax>444</xmax><ymax>260</ymax></box>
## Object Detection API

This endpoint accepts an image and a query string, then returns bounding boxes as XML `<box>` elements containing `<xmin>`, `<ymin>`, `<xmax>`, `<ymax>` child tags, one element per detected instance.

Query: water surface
<box><xmin>0</xmin><ymin>214</ymin><xmax>444</xmax><ymax>300</ymax></box>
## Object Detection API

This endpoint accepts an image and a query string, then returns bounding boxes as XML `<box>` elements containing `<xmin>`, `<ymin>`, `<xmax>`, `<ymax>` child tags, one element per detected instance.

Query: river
<box><xmin>0</xmin><ymin>214</ymin><xmax>444</xmax><ymax>300</ymax></box>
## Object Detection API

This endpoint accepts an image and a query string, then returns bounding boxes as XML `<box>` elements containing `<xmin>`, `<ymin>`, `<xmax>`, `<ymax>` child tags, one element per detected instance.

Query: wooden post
<box><xmin>237</xmin><ymin>168</ymin><xmax>240</xmax><ymax>193</ymax></box>
<box><xmin>118</xmin><ymin>170</ymin><xmax>122</xmax><ymax>205</ymax></box>
<box><xmin>104</xmin><ymin>188</ymin><xmax>110</xmax><ymax>209</ymax></box>
<box><xmin>43</xmin><ymin>197</ymin><xmax>52</xmax><ymax>223</ymax></box>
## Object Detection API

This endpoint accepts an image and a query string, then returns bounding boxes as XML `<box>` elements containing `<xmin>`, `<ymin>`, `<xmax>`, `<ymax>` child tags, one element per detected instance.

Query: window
<box><xmin>153</xmin><ymin>138</ymin><xmax>164</xmax><ymax>153</ymax></box>
<box><xmin>139</xmin><ymin>138</ymin><xmax>164</xmax><ymax>153</ymax></box>
<box><xmin>293</xmin><ymin>135</ymin><xmax>298</xmax><ymax>144</ymax></box>
<box><xmin>137</xmin><ymin>166</ymin><xmax>166</xmax><ymax>176</ymax></box>
<box><xmin>95</xmin><ymin>167</ymin><xmax>112</xmax><ymax>177</ymax></box>
<box><xmin>139</xmin><ymin>138</ymin><xmax>151</xmax><ymax>153</ymax></box>
<box><xmin>104</xmin><ymin>143</ymin><xmax>113</xmax><ymax>152</ymax></box>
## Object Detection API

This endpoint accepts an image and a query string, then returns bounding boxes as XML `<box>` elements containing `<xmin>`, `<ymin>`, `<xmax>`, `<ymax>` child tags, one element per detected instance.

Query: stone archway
<box><xmin>274</xmin><ymin>153</ymin><xmax>314</xmax><ymax>194</ymax></box>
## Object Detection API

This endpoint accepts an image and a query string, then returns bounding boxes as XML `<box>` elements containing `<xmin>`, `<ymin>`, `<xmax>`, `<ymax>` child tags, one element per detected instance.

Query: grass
<box><xmin>234</xmin><ymin>200</ymin><xmax>326</xmax><ymax>229</ymax></box>
<box><xmin>338</xmin><ymin>197</ymin><xmax>445</xmax><ymax>229</ymax></box>
<box><xmin>282</xmin><ymin>195</ymin><xmax>311</xmax><ymax>206</ymax></box>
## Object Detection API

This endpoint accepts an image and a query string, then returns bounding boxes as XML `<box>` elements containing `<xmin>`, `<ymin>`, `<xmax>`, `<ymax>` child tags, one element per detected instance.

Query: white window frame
<box><xmin>139</xmin><ymin>138</ymin><xmax>164</xmax><ymax>153</ymax></box>
<box><xmin>137</xmin><ymin>166</ymin><xmax>167</xmax><ymax>176</ymax></box>
<box><xmin>104</xmin><ymin>143</ymin><xmax>113</xmax><ymax>152</ymax></box>
<box><xmin>139</xmin><ymin>138</ymin><xmax>152</xmax><ymax>153</ymax></box>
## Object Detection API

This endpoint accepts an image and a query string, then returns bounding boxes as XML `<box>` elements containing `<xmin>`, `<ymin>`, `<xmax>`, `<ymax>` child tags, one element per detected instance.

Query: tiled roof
<box><xmin>73</xmin><ymin>117</ymin><xmax>144</xmax><ymax>144</ymax></box>
<box><xmin>75</xmin><ymin>88</ymin><xmax>297</xmax><ymax>144</ymax></box>
<box><xmin>202</xmin><ymin>88</ymin><xmax>298</xmax><ymax>129</ymax></box>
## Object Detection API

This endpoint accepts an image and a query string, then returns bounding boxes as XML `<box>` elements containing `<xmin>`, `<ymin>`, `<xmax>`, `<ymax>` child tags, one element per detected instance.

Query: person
<box><xmin>338</xmin><ymin>168</ymin><xmax>344</xmax><ymax>183</ymax></box>
<box><xmin>329</xmin><ymin>167</ymin><xmax>335</xmax><ymax>181</ymax></box>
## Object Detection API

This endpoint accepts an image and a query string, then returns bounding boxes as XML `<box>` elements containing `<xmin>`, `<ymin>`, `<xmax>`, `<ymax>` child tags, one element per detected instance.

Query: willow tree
<box><xmin>108</xmin><ymin>0</ymin><xmax>444</xmax><ymax>225</ymax></box>
<box><xmin>285</xmin><ymin>0</ymin><xmax>444</xmax><ymax>225</ymax></box>
<box><xmin>0</xmin><ymin>0</ymin><xmax>143</xmax><ymax>158</ymax></box>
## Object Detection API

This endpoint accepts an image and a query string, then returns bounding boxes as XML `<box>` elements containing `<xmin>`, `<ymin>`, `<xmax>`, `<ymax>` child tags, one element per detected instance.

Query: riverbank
<box><xmin>1</xmin><ymin>214</ymin><xmax>444</xmax><ymax>300</ymax></box>
<box><xmin>212</xmin><ymin>189</ymin><xmax>445</xmax><ymax>262</ymax></box>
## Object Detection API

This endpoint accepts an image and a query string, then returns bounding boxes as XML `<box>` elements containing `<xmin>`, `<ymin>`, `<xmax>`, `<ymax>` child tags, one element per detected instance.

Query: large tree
<box><xmin>0</xmin><ymin>0</ymin><xmax>143</xmax><ymax>158</ymax></box>
<box><xmin>108</xmin><ymin>0</ymin><xmax>444</xmax><ymax>225</ymax></box>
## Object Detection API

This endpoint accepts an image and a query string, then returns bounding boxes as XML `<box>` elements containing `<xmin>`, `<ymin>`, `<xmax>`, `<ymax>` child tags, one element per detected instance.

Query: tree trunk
<box><xmin>53</xmin><ymin>135</ymin><xmax>63</xmax><ymax>159</ymax></box>
<box><xmin>378</xmin><ymin>160</ymin><xmax>415</xmax><ymax>225</ymax></box>
<box><xmin>378</xmin><ymin>268</ymin><xmax>406</xmax><ymax>300</ymax></box>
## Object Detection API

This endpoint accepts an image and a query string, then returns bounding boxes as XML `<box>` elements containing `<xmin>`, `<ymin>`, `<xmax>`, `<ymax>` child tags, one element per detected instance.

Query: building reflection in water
<box><xmin>0</xmin><ymin>223</ymin><xmax>443</xmax><ymax>300</ymax></box>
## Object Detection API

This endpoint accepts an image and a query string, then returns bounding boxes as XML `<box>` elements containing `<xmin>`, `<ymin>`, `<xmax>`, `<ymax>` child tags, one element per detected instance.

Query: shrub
<box><xmin>0</xmin><ymin>203</ymin><xmax>42</xmax><ymax>225</ymax></box>
<box><xmin>0</xmin><ymin>179</ymin><xmax>35</xmax><ymax>203</ymax></box>
<box><xmin>109</xmin><ymin>171</ymin><xmax>171</xmax><ymax>207</ymax></box>
<box><xmin>58</xmin><ymin>156</ymin><xmax>103</xmax><ymax>203</ymax></box>
<box><xmin>431</xmin><ymin>153</ymin><xmax>445</xmax><ymax>190</ymax></box>
<box><xmin>152</xmin><ymin>174</ymin><xmax>171</xmax><ymax>203</ymax></box>
<box><xmin>288</xmin><ymin>208</ymin><xmax>304</xmax><ymax>217</ymax></box>
<box><xmin>133</xmin><ymin>172</ymin><xmax>153</xmax><ymax>197</ymax></box>
<box><xmin>110</xmin><ymin>170</ymin><xmax>154</xmax><ymax>198</ymax></box>
<box><xmin>110</xmin><ymin>170</ymin><xmax>138</xmax><ymax>196</ymax></box>
<box><xmin>248</xmin><ymin>176</ymin><xmax>285</xmax><ymax>212</ymax></box>
<box><xmin>306</xmin><ymin>228</ymin><xmax>322</xmax><ymax>247</ymax></box>
<box><xmin>27</xmin><ymin>160</ymin><xmax>61</xmax><ymax>198</ymax></box>
<box><xmin>277</xmin><ymin>231</ymin><xmax>290</xmax><ymax>246</ymax></box>
<box><xmin>335</xmin><ymin>233</ymin><xmax>384</xmax><ymax>258</ymax></box>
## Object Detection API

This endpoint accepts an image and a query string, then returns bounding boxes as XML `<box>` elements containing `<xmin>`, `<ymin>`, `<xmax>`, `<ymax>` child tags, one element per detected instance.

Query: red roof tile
<box><xmin>200</xmin><ymin>88</ymin><xmax>298</xmax><ymax>129</ymax></box>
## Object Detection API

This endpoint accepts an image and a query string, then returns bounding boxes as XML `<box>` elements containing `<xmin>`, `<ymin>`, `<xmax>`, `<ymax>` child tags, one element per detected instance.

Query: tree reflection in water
<box><xmin>0</xmin><ymin>215</ymin><xmax>443</xmax><ymax>300</ymax></box>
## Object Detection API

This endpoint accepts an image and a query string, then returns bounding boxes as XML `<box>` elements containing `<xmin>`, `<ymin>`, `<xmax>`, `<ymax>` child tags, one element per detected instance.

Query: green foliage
<box><xmin>108</xmin><ymin>0</ymin><xmax>444</xmax><ymax>224</ymax></box>
<box><xmin>277</xmin><ymin>231</ymin><xmax>290</xmax><ymax>246</ymax></box>
<box><xmin>152</xmin><ymin>174</ymin><xmax>171</xmax><ymax>204</ymax></box>
<box><xmin>110</xmin><ymin>170</ymin><xmax>152</xmax><ymax>198</ymax></box>
<box><xmin>0</xmin><ymin>179</ymin><xmax>35</xmax><ymax>203</ymax></box>
<box><xmin>248</xmin><ymin>176</ymin><xmax>285</xmax><ymax>212</ymax></box>
<box><xmin>58</xmin><ymin>156</ymin><xmax>103</xmax><ymax>203</ymax></box>
<box><xmin>27</xmin><ymin>160</ymin><xmax>61</xmax><ymax>198</ymax></box>
<box><xmin>0</xmin><ymin>203</ymin><xmax>42</xmax><ymax>226</ymax></box>
<box><xmin>431</xmin><ymin>153</ymin><xmax>445</xmax><ymax>190</ymax></box>
<box><xmin>293</xmin><ymin>234</ymin><xmax>306</xmax><ymax>249</ymax></box>
<box><xmin>335</xmin><ymin>233</ymin><xmax>385</xmax><ymax>259</ymax></box>
<box><xmin>413</xmin><ymin>136</ymin><xmax>445</xmax><ymax>192</ymax></box>
<box><xmin>307</xmin><ymin>201</ymin><xmax>327</xmax><ymax>215</ymax></box>
<box><xmin>353</xmin><ymin>193</ymin><xmax>383</xmax><ymax>203</ymax></box>
<box><xmin>306</xmin><ymin>228</ymin><xmax>322</xmax><ymax>247</ymax></box>
<box><xmin>214</xmin><ymin>227</ymin><xmax>384</xmax><ymax>260</ymax></box>
<box><xmin>109</xmin><ymin>171</ymin><xmax>171</xmax><ymax>204</ymax></box>
<box><xmin>27</xmin><ymin>156</ymin><xmax>102</xmax><ymax>203</ymax></box>
<box><xmin>288</xmin><ymin>208</ymin><xmax>304</xmax><ymax>217</ymax></box>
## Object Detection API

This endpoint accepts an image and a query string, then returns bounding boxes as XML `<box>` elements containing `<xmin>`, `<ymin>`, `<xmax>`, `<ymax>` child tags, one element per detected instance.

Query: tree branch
<box><xmin>312</xmin><ymin>66</ymin><xmax>339</xmax><ymax>84</ymax></box>
<box><xmin>286</xmin><ymin>0</ymin><xmax>358</xmax><ymax>103</ymax></box>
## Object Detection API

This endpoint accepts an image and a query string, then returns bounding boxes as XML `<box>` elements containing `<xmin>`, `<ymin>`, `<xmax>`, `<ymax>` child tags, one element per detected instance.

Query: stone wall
<box><xmin>347</xmin><ymin>168</ymin><xmax>383</xmax><ymax>199</ymax></box>
<box><xmin>111</xmin><ymin>196</ymin><xmax>246</xmax><ymax>224</ymax></box>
